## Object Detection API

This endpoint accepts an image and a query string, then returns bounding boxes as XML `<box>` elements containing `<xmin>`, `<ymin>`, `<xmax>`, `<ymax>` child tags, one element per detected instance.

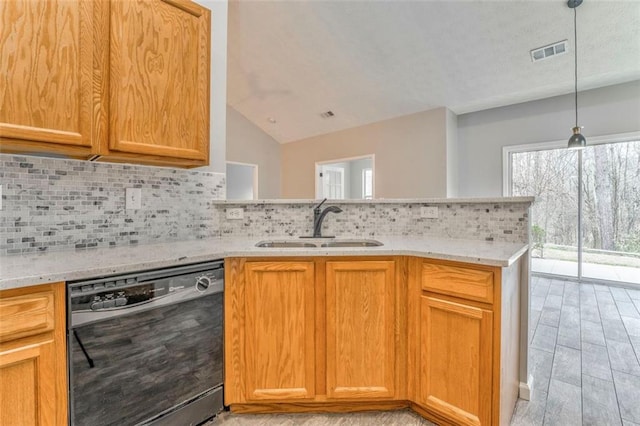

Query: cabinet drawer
<box><xmin>0</xmin><ymin>290</ymin><xmax>55</xmax><ymax>343</ymax></box>
<box><xmin>421</xmin><ymin>263</ymin><xmax>494</xmax><ymax>304</ymax></box>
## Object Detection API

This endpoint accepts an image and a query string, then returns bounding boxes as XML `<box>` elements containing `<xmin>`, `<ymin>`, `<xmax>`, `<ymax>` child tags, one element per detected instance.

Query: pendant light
<box><xmin>567</xmin><ymin>0</ymin><xmax>586</xmax><ymax>150</ymax></box>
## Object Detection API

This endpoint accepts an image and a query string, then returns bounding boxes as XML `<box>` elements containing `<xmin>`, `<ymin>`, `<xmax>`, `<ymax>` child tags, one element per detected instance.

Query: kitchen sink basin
<box><xmin>320</xmin><ymin>239</ymin><xmax>383</xmax><ymax>248</ymax></box>
<box><xmin>255</xmin><ymin>239</ymin><xmax>384</xmax><ymax>248</ymax></box>
<box><xmin>255</xmin><ymin>241</ymin><xmax>318</xmax><ymax>248</ymax></box>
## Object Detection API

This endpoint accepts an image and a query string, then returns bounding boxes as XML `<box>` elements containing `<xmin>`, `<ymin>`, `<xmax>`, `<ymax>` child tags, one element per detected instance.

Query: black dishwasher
<box><xmin>67</xmin><ymin>261</ymin><xmax>224</xmax><ymax>426</ymax></box>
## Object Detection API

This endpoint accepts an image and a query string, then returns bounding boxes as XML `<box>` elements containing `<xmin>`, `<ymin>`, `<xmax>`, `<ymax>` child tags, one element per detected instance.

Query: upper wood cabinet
<box><xmin>0</xmin><ymin>0</ymin><xmax>211</xmax><ymax>167</ymax></box>
<box><xmin>325</xmin><ymin>260</ymin><xmax>396</xmax><ymax>400</ymax></box>
<box><xmin>0</xmin><ymin>283</ymin><xmax>68</xmax><ymax>426</ymax></box>
<box><xmin>105</xmin><ymin>0</ymin><xmax>210</xmax><ymax>165</ymax></box>
<box><xmin>0</xmin><ymin>0</ymin><xmax>100</xmax><ymax>157</ymax></box>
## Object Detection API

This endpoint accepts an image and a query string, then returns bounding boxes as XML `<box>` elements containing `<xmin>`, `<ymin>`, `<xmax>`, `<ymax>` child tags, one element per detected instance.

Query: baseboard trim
<box><xmin>229</xmin><ymin>400</ymin><xmax>409</xmax><ymax>414</ymax></box>
<box><xmin>519</xmin><ymin>375</ymin><xmax>533</xmax><ymax>401</ymax></box>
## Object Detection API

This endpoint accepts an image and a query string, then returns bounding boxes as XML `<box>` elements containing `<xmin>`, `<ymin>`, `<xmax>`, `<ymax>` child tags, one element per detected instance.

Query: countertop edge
<box><xmin>212</xmin><ymin>197</ymin><xmax>535</xmax><ymax>205</ymax></box>
<box><xmin>0</xmin><ymin>240</ymin><xmax>529</xmax><ymax>291</ymax></box>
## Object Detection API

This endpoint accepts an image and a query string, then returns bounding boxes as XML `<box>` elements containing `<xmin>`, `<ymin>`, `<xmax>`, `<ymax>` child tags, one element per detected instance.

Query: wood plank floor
<box><xmin>210</xmin><ymin>276</ymin><xmax>640</xmax><ymax>425</ymax></box>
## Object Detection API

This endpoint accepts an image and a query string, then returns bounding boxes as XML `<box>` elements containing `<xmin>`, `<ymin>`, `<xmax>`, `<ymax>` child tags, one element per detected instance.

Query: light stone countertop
<box><xmin>0</xmin><ymin>236</ymin><xmax>529</xmax><ymax>291</ymax></box>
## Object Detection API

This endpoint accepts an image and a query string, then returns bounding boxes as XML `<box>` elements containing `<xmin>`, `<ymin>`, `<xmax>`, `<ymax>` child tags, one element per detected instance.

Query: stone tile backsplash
<box><xmin>216</xmin><ymin>202</ymin><xmax>529</xmax><ymax>243</ymax></box>
<box><xmin>1</xmin><ymin>154</ymin><xmax>530</xmax><ymax>256</ymax></box>
<box><xmin>0</xmin><ymin>154</ymin><xmax>225</xmax><ymax>254</ymax></box>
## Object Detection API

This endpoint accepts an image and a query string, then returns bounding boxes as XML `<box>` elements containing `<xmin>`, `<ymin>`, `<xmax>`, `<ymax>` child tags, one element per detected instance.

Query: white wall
<box><xmin>195</xmin><ymin>0</ymin><xmax>228</xmax><ymax>174</ymax></box>
<box><xmin>282</xmin><ymin>108</ymin><xmax>452</xmax><ymax>199</ymax></box>
<box><xmin>226</xmin><ymin>106</ymin><xmax>282</xmax><ymax>198</ymax></box>
<box><xmin>458</xmin><ymin>80</ymin><xmax>640</xmax><ymax>197</ymax></box>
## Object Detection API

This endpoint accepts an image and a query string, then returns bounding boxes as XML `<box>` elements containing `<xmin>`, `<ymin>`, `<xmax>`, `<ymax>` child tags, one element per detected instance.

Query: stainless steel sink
<box><xmin>320</xmin><ymin>239</ymin><xmax>383</xmax><ymax>248</ymax></box>
<box><xmin>255</xmin><ymin>241</ymin><xmax>318</xmax><ymax>248</ymax></box>
<box><xmin>255</xmin><ymin>239</ymin><xmax>384</xmax><ymax>248</ymax></box>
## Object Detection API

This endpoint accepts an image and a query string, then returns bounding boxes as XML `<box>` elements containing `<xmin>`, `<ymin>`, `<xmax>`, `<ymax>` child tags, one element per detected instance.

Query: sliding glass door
<box><xmin>511</xmin><ymin>147</ymin><xmax>579</xmax><ymax>278</ymax></box>
<box><xmin>508</xmin><ymin>136</ymin><xmax>640</xmax><ymax>285</ymax></box>
<box><xmin>581</xmin><ymin>141</ymin><xmax>640</xmax><ymax>283</ymax></box>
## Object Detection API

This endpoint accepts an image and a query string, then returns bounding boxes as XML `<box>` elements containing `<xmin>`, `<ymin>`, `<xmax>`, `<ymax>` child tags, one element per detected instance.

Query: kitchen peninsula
<box><xmin>0</xmin><ymin>172</ymin><xmax>532</xmax><ymax>424</ymax></box>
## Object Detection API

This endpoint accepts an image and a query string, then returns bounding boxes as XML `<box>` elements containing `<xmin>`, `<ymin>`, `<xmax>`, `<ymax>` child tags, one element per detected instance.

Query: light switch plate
<box><xmin>226</xmin><ymin>208</ymin><xmax>244</xmax><ymax>220</ymax></box>
<box><xmin>420</xmin><ymin>206</ymin><xmax>438</xmax><ymax>219</ymax></box>
<box><xmin>125</xmin><ymin>188</ymin><xmax>142</xmax><ymax>210</ymax></box>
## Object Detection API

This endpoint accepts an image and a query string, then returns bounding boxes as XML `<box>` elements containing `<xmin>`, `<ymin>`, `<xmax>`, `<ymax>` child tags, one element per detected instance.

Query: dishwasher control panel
<box><xmin>68</xmin><ymin>262</ymin><xmax>224</xmax><ymax>313</ymax></box>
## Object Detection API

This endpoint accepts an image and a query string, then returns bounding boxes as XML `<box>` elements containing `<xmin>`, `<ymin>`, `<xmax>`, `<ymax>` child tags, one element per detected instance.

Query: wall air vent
<box><xmin>530</xmin><ymin>40</ymin><xmax>568</xmax><ymax>62</ymax></box>
<box><xmin>320</xmin><ymin>110</ymin><xmax>335</xmax><ymax>119</ymax></box>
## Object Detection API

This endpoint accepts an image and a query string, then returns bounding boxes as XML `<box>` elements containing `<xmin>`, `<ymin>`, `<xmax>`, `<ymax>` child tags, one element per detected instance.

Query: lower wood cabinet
<box><xmin>243</xmin><ymin>261</ymin><xmax>316</xmax><ymax>401</ymax></box>
<box><xmin>225</xmin><ymin>257</ymin><xmax>400</xmax><ymax>406</ymax></box>
<box><xmin>325</xmin><ymin>260</ymin><xmax>396</xmax><ymax>400</ymax></box>
<box><xmin>0</xmin><ymin>282</ymin><xmax>68</xmax><ymax>426</ymax></box>
<box><xmin>417</xmin><ymin>295</ymin><xmax>493</xmax><ymax>426</ymax></box>
<box><xmin>225</xmin><ymin>256</ymin><xmax>522</xmax><ymax>426</ymax></box>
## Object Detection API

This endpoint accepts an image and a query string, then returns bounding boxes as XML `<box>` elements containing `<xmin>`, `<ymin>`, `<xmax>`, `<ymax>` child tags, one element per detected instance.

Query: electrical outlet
<box><xmin>226</xmin><ymin>208</ymin><xmax>244</xmax><ymax>220</ymax></box>
<box><xmin>125</xmin><ymin>188</ymin><xmax>142</xmax><ymax>210</ymax></box>
<box><xmin>420</xmin><ymin>206</ymin><xmax>438</xmax><ymax>219</ymax></box>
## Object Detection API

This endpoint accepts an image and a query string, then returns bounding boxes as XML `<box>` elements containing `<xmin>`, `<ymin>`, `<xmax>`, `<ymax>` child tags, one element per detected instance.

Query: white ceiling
<box><xmin>227</xmin><ymin>0</ymin><xmax>640</xmax><ymax>144</ymax></box>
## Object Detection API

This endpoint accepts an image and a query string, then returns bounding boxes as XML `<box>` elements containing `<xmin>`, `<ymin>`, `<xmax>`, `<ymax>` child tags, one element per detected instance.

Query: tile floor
<box><xmin>210</xmin><ymin>276</ymin><xmax>640</xmax><ymax>426</ymax></box>
<box><xmin>511</xmin><ymin>276</ymin><xmax>640</xmax><ymax>426</ymax></box>
<box><xmin>212</xmin><ymin>409</ymin><xmax>434</xmax><ymax>425</ymax></box>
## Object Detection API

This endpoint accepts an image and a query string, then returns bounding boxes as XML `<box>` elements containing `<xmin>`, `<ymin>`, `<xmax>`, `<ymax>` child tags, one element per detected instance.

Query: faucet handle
<box><xmin>313</xmin><ymin>198</ymin><xmax>327</xmax><ymax>210</ymax></box>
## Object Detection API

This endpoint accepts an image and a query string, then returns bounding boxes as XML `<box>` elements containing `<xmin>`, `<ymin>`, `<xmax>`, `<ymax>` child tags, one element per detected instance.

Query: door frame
<box><xmin>315</xmin><ymin>154</ymin><xmax>375</xmax><ymax>199</ymax></box>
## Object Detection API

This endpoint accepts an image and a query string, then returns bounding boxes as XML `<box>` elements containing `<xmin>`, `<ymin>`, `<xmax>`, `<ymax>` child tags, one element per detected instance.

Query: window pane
<box><xmin>582</xmin><ymin>141</ymin><xmax>640</xmax><ymax>284</ymax></box>
<box><xmin>511</xmin><ymin>148</ymin><xmax>579</xmax><ymax>277</ymax></box>
<box><xmin>363</xmin><ymin>168</ymin><xmax>373</xmax><ymax>199</ymax></box>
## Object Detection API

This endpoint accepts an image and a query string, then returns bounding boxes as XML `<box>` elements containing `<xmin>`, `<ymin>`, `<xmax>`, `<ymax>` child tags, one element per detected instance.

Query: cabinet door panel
<box><xmin>109</xmin><ymin>0</ymin><xmax>210</xmax><ymax>161</ymax></box>
<box><xmin>244</xmin><ymin>262</ymin><xmax>316</xmax><ymax>401</ymax></box>
<box><xmin>0</xmin><ymin>0</ymin><xmax>98</xmax><ymax>150</ymax></box>
<box><xmin>0</xmin><ymin>290</ymin><xmax>55</xmax><ymax>343</ymax></box>
<box><xmin>0</xmin><ymin>340</ymin><xmax>54</xmax><ymax>425</ymax></box>
<box><xmin>0</xmin><ymin>282</ymin><xmax>67</xmax><ymax>426</ymax></box>
<box><xmin>326</xmin><ymin>261</ymin><xmax>395</xmax><ymax>399</ymax></box>
<box><xmin>419</xmin><ymin>296</ymin><xmax>492</xmax><ymax>426</ymax></box>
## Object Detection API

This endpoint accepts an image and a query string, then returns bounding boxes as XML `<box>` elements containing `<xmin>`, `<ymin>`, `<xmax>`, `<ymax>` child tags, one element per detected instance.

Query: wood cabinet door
<box><xmin>418</xmin><ymin>295</ymin><xmax>493</xmax><ymax>426</ymax></box>
<box><xmin>0</xmin><ymin>283</ymin><xmax>67</xmax><ymax>426</ymax></box>
<box><xmin>109</xmin><ymin>0</ymin><xmax>210</xmax><ymax>162</ymax></box>
<box><xmin>0</xmin><ymin>337</ymin><xmax>59</xmax><ymax>425</ymax></box>
<box><xmin>325</xmin><ymin>260</ymin><xmax>396</xmax><ymax>399</ymax></box>
<box><xmin>244</xmin><ymin>261</ymin><xmax>316</xmax><ymax>401</ymax></box>
<box><xmin>0</xmin><ymin>0</ymin><xmax>101</xmax><ymax>154</ymax></box>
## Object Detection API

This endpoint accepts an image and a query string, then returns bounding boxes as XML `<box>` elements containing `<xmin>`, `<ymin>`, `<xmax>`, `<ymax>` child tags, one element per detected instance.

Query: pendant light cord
<box><xmin>574</xmin><ymin>6</ymin><xmax>578</xmax><ymax>127</ymax></box>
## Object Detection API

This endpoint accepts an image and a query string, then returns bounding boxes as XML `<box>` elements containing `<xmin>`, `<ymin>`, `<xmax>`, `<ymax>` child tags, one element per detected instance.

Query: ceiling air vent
<box><xmin>530</xmin><ymin>40</ymin><xmax>568</xmax><ymax>62</ymax></box>
<box><xmin>320</xmin><ymin>110</ymin><xmax>335</xmax><ymax>119</ymax></box>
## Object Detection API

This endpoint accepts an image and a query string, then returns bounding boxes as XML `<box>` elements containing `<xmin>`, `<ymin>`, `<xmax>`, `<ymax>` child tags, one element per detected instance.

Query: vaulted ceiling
<box><xmin>227</xmin><ymin>0</ymin><xmax>640</xmax><ymax>144</ymax></box>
